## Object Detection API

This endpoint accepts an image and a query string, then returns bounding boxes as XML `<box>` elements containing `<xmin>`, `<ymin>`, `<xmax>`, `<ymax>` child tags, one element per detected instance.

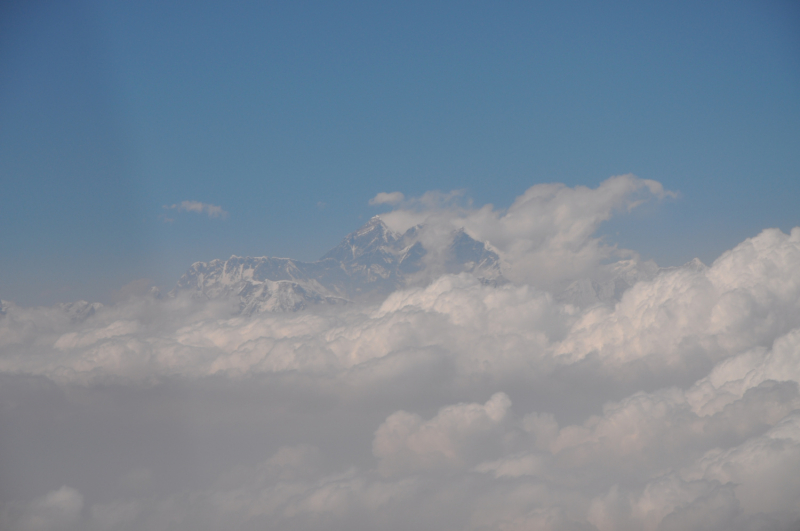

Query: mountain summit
<box><xmin>172</xmin><ymin>217</ymin><xmax>502</xmax><ymax>313</ymax></box>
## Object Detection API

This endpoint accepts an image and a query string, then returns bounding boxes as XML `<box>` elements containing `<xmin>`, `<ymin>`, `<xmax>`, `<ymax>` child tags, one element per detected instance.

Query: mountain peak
<box><xmin>353</xmin><ymin>215</ymin><xmax>393</xmax><ymax>237</ymax></box>
<box><xmin>320</xmin><ymin>217</ymin><xmax>399</xmax><ymax>263</ymax></box>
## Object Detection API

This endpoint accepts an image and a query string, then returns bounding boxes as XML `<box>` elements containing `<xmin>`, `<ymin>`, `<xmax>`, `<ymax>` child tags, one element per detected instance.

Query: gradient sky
<box><xmin>1</xmin><ymin>0</ymin><xmax>799</xmax><ymax>305</ymax></box>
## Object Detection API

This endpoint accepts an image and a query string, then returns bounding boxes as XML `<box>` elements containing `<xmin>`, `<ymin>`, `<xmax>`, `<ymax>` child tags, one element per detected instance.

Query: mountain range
<box><xmin>172</xmin><ymin>216</ymin><xmax>503</xmax><ymax>313</ymax></box>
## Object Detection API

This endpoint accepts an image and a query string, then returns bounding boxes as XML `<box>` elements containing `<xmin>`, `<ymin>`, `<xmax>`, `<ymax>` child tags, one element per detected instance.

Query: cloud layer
<box><xmin>1</xmin><ymin>176</ymin><xmax>799</xmax><ymax>531</ymax></box>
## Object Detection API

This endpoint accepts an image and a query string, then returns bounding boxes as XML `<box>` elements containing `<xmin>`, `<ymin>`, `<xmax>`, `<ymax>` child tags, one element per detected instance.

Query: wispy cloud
<box><xmin>369</xmin><ymin>191</ymin><xmax>405</xmax><ymax>206</ymax></box>
<box><xmin>165</xmin><ymin>200</ymin><xmax>228</xmax><ymax>219</ymax></box>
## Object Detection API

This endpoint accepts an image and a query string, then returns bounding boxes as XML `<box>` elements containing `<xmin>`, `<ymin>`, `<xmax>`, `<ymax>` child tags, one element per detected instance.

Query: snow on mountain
<box><xmin>172</xmin><ymin>257</ymin><xmax>348</xmax><ymax>314</ymax></box>
<box><xmin>172</xmin><ymin>216</ymin><xmax>503</xmax><ymax>313</ymax></box>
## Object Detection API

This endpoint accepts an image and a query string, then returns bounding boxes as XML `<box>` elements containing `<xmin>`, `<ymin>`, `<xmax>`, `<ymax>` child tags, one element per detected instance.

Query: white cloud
<box><xmin>2</xmin><ymin>180</ymin><xmax>800</xmax><ymax>530</ymax></box>
<box><xmin>379</xmin><ymin>175</ymin><xmax>672</xmax><ymax>287</ymax></box>
<box><xmin>166</xmin><ymin>200</ymin><xmax>228</xmax><ymax>219</ymax></box>
<box><xmin>368</xmin><ymin>191</ymin><xmax>405</xmax><ymax>206</ymax></box>
<box><xmin>373</xmin><ymin>393</ymin><xmax>511</xmax><ymax>474</ymax></box>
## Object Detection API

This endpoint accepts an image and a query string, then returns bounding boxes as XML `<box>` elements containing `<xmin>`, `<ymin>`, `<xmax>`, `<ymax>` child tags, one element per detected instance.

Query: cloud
<box><xmin>368</xmin><ymin>191</ymin><xmax>405</xmax><ymax>206</ymax></box>
<box><xmin>165</xmin><ymin>200</ymin><xmax>228</xmax><ymax>219</ymax></box>
<box><xmin>1</xmin><ymin>180</ymin><xmax>800</xmax><ymax>530</ymax></box>
<box><xmin>373</xmin><ymin>393</ymin><xmax>511</xmax><ymax>474</ymax></box>
<box><xmin>378</xmin><ymin>175</ymin><xmax>672</xmax><ymax>287</ymax></box>
<box><xmin>2</xmin><ymin>486</ymin><xmax>84</xmax><ymax>531</ymax></box>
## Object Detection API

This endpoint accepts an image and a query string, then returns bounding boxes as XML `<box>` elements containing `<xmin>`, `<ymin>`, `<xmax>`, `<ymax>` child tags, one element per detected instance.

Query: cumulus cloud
<box><xmin>166</xmin><ymin>200</ymin><xmax>228</xmax><ymax>219</ymax></box>
<box><xmin>373</xmin><ymin>393</ymin><xmax>511</xmax><ymax>474</ymax></box>
<box><xmin>378</xmin><ymin>175</ymin><xmax>671</xmax><ymax>287</ymax></box>
<box><xmin>1</xmin><ymin>179</ymin><xmax>799</xmax><ymax>530</ymax></box>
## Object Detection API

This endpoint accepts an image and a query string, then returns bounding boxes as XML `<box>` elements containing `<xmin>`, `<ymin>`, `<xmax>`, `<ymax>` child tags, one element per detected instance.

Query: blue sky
<box><xmin>1</xmin><ymin>0</ymin><xmax>798</xmax><ymax>305</ymax></box>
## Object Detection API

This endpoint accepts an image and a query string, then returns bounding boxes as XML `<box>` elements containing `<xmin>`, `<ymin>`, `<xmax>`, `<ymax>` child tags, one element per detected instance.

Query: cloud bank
<box><xmin>1</xmin><ymin>176</ymin><xmax>799</xmax><ymax>531</ymax></box>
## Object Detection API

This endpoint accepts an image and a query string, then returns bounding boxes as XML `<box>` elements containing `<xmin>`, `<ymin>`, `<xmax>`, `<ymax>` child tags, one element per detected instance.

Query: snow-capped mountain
<box><xmin>172</xmin><ymin>216</ymin><xmax>503</xmax><ymax>313</ymax></box>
